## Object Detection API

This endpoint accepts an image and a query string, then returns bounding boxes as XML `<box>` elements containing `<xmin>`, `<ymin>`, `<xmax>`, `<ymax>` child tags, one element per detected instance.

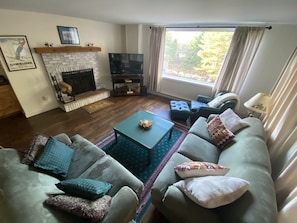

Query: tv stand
<box><xmin>111</xmin><ymin>74</ymin><xmax>144</xmax><ymax>96</ymax></box>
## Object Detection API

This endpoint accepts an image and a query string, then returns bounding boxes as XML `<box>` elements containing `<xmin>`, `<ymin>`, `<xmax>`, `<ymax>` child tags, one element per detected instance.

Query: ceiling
<box><xmin>1</xmin><ymin>0</ymin><xmax>297</xmax><ymax>25</ymax></box>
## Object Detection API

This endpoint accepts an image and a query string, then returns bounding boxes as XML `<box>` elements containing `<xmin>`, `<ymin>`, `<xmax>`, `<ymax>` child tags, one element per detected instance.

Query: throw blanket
<box><xmin>208</xmin><ymin>93</ymin><xmax>240</xmax><ymax>110</ymax></box>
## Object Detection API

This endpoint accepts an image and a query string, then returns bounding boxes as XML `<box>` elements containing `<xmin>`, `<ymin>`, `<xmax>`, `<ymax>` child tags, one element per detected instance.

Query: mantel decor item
<box><xmin>57</xmin><ymin>26</ymin><xmax>80</xmax><ymax>45</ymax></box>
<box><xmin>0</xmin><ymin>35</ymin><xmax>37</xmax><ymax>72</ymax></box>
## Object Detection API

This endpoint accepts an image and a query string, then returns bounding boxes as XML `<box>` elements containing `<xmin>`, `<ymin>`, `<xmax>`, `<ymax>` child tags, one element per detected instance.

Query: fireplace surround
<box><xmin>35</xmin><ymin>47</ymin><xmax>110</xmax><ymax>112</ymax></box>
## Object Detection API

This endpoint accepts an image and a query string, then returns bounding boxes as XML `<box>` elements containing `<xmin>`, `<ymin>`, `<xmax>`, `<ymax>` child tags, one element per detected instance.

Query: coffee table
<box><xmin>113</xmin><ymin>110</ymin><xmax>174</xmax><ymax>165</ymax></box>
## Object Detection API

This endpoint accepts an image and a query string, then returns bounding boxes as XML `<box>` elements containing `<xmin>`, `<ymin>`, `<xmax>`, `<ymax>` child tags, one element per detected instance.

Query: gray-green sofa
<box><xmin>0</xmin><ymin>133</ymin><xmax>144</xmax><ymax>223</ymax></box>
<box><xmin>152</xmin><ymin>117</ymin><xmax>278</xmax><ymax>223</ymax></box>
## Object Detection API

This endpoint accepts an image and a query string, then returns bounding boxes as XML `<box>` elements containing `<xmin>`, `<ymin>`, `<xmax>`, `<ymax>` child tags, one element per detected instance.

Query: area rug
<box><xmin>82</xmin><ymin>100</ymin><xmax>114</xmax><ymax>114</ymax></box>
<box><xmin>96</xmin><ymin>125</ymin><xmax>187</xmax><ymax>221</ymax></box>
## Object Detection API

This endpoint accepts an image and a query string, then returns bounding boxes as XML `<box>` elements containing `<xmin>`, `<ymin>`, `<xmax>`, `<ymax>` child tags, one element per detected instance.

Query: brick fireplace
<box><xmin>35</xmin><ymin>47</ymin><xmax>110</xmax><ymax>112</ymax></box>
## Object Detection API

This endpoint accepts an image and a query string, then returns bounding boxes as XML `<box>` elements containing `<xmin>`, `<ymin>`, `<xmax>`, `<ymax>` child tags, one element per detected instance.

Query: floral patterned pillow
<box><xmin>174</xmin><ymin>161</ymin><xmax>229</xmax><ymax>179</ymax></box>
<box><xmin>44</xmin><ymin>194</ymin><xmax>112</xmax><ymax>221</ymax></box>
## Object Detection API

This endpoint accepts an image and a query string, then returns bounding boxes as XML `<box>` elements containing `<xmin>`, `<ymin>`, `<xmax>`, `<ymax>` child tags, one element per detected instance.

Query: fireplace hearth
<box><xmin>62</xmin><ymin>68</ymin><xmax>96</xmax><ymax>96</ymax></box>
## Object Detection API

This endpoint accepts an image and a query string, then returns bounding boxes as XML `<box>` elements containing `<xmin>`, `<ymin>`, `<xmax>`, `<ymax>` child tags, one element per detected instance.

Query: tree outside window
<box><xmin>162</xmin><ymin>29</ymin><xmax>234</xmax><ymax>85</ymax></box>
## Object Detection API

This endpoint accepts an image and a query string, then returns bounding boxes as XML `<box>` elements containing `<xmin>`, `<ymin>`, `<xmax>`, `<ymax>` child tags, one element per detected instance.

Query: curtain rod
<box><xmin>150</xmin><ymin>25</ymin><xmax>272</xmax><ymax>30</ymax></box>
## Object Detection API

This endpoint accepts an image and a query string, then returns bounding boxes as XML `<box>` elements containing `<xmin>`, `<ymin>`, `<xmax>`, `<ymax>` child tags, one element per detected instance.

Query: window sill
<box><xmin>161</xmin><ymin>75</ymin><xmax>214</xmax><ymax>87</ymax></box>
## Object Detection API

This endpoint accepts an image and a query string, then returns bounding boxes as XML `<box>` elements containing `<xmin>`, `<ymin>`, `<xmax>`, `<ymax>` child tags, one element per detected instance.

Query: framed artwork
<box><xmin>57</xmin><ymin>26</ymin><xmax>80</xmax><ymax>45</ymax></box>
<box><xmin>0</xmin><ymin>35</ymin><xmax>37</xmax><ymax>72</ymax></box>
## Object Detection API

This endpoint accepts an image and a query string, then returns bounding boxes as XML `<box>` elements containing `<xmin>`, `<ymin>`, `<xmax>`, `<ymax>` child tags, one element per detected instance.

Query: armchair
<box><xmin>190</xmin><ymin>91</ymin><xmax>239</xmax><ymax>122</ymax></box>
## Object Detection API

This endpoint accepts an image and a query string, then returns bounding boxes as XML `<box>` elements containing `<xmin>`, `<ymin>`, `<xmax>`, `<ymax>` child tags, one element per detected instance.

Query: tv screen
<box><xmin>108</xmin><ymin>53</ymin><xmax>144</xmax><ymax>75</ymax></box>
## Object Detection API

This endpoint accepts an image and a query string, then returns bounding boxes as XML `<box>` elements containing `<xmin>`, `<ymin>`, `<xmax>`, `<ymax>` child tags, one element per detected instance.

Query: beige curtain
<box><xmin>262</xmin><ymin>48</ymin><xmax>297</xmax><ymax>222</ymax></box>
<box><xmin>148</xmin><ymin>27</ymin><xmax>165</xmax><ymax>92</ymax></box>
<box><xmin>212</xmin><ymin>27</ymin><xmax>265</xmax><ymax>96</ymax></box>
<box><xmin>264</xmin><ymin>47</ymin><xmax>297</xmax><ymax>169</ymax></box>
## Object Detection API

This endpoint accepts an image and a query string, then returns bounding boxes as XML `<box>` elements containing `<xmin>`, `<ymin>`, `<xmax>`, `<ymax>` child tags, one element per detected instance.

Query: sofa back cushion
<box><xmin>189</xmin><ymin>117</ymin><xmax>213</xmax><ymax>143</ymax></box>
<box><xmin>67</xmin><ymin>134</ymin><xmax>106</xmax><ymax>179</ymax></box>
<box><xmin>177</xmin><ymin>133</ymin><xmax>220</xmax><ymax>163</ymax></box>
<box><xmin>77</xmin><ymin>155</ymin><xmax>144</xmax><ymax>198</ymax></box>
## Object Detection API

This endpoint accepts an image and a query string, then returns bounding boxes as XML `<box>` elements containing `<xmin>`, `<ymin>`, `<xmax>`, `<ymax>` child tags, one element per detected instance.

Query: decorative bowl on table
<box><xmin>139</xmin><ymin>119</ymin><xmax>152</xmax><ymax>129</ymax></box>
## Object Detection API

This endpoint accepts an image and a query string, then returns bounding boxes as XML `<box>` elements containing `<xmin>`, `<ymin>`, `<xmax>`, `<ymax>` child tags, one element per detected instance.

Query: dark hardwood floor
<box><xmin>0</xmin><ymin>94</ymin><xmax>189</xmax><ymax>223</ymax></box>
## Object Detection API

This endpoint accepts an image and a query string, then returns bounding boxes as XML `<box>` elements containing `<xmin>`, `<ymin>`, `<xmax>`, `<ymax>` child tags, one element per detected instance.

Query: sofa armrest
<box><xmin>101</xmin><ymin>186</ymin><xmax>138</xmax><ymax>223</ymax></box>
<box><xmin>54</xmin><ymin>133</ymin><xmax>72</xmax><ymax>145</ymax></box>
<box><xmin>162</xmin><ymin>185</ymin><xmax>220</xmax><ymax>223</ymax></box>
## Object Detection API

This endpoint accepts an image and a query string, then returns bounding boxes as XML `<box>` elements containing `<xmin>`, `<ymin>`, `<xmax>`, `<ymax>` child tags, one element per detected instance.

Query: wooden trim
<box><xmin>34</xmin><ymin>46</ymin><xmax>101</xmax><ymax>54</ymax></box>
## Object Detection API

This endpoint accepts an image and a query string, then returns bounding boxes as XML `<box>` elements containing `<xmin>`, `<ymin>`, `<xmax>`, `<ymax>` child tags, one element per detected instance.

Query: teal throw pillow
<box><xmin>34</xmin><ymin>137</ymin><xmax>74</xmax><ymax>178</ymax></box>
<box><xmin>56</xmin><ymin>178</ymin><xmax>112</xmax><ymax>200</ymax></box>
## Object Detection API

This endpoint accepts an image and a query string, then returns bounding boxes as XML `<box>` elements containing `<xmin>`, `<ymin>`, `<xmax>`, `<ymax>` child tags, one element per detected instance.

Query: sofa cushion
<box><xmin>177</xmin><ymin>133</ymin><xmax>220</xmax><ymax>163</ymax></box>
<box><xmin>174</xmin><ymin>161</ymin><xmax>229</xmax><ymax>179</ymax></box>
<box><xmin>22</xmin><ymin>133</ymin><xmax>48</xmax><ymax>165</ymax></box>
<box><xmin>207</xmin><ymin>115</ymin><xmax>234</xmax><ymax>148</ymax></box>
<box><xmin>235</xmin><ymin>117</ymin><xmax>266</xmax><ymax>140</ymax></box>
<box><xmin>219</xmin><ymin>137</ymin><xmax>272</xmax><ymax>173</ymax></box>
<box><xmin>44</xmin><ymin>194</ymin><xmax>111</xmax><ymax>221</ymax></box>
<box><xmin>67</xmin><ymin>134</ymin><xmax>106</xmax><ymax>179</ymax></box>
<box><xmin>34</xmin><ymin>137</ymin><xmax>74</xmax><ymax>178</ymax></box>
<box><xmin>219</xmin><ymin>108</ymin><xmax>249</xmax><ymax>133</ymax></box>
<box><xmin>173</xmin><ymin>176</ymin><xmax>250</xmax><ymax>208</ymax></box>
<box><xmin>78</xmin><ymin>154</ymin><xmax>144</xmax><ymax>198</ymax></box>
<box><xmin>188</xmin><ymin>117</ymin><xmax>213</xmax><ymax>143</ymax></box>
<box><xmin>56</xmin><ymin>178</ymin><xmax>112</xmax><ymax>200</ymax></box>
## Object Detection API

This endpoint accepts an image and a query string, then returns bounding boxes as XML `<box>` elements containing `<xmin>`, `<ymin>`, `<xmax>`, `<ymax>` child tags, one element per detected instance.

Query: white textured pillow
<box><xmin>173</xmin><ymin>176</ymin><xmax>250</xmax><ymax>208</ymax></box>
<box><xmin>174</xmin><ymin>161</ymin><xmax>229</xmax><ymax>179</ymax></box>
<box><xmin>219</xmin><ymin>108</ymin><xmax>249</xmax><ymax>133</ymax></box>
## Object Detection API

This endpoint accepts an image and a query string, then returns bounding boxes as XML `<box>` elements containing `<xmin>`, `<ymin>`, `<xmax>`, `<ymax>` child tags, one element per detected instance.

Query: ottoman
<box><xmin>170</xmin><ymin>100</ymin><xmax>190</xmax><ymax>120</ymax></box>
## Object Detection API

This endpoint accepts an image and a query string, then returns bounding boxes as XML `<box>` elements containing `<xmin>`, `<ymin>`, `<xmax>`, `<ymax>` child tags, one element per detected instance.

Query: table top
<box><xmin>113</xmin><ymin>110</ymin><xmax>174</xmax><ymax>149</ymax></box>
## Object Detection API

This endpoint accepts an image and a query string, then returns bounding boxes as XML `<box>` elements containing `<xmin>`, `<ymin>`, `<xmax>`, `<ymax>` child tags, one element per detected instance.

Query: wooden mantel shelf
<box><xmin>34</xmin><ymin>46</ymin><xmax>101</xmax><ymax>54</ymax></box>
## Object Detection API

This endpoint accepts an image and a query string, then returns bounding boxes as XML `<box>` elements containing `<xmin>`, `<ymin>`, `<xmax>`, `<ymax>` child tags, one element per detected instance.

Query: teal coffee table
<box><xmin>113</xmin><ymin>110</ymin><xmax>174</xmax><ymax>164</ymax></box>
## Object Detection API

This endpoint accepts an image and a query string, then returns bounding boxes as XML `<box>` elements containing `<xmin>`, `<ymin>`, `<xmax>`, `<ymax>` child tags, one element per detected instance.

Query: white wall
<box><xmin>0</xmin><ymin>9</ymin><xmax>124</xmax><ymax>118</ymax></box>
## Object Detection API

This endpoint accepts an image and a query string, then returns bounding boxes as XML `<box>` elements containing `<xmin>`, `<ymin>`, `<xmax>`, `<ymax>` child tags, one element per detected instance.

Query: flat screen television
<box><xmin>108</xmin><ymin>53</ymin><xmax>144</xmax><ymax>75</ymax></box>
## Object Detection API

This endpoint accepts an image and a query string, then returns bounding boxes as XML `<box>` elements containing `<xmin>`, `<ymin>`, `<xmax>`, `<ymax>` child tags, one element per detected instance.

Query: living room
<box><xmin>0</xmin><ymin>1</ymin><xmax>297</xmax><ymax>223</ymax></box>
<box><xmin>0</xmin><ymin>5</ymin><xmax>297</xmax><ymax>118</ymax></box>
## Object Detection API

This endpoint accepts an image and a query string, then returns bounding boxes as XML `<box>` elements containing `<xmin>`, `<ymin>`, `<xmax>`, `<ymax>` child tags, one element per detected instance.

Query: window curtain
<box><xmin>264</xmin><ymin>47</ymin><xmax>297</xmax><ymax>172</ymax></box>
<box><xmin>212</xmin><ymin>26</ymin><xmax>265</xmax><ymax>96</ymax></box>
<box><xmin>147</xmin><ymin>27</ymin><xmax>165</xmax><ymax>92</ymax></box>
<box><xmin>261</xmin><ymin>48</ymin><xmax>297</xmax><ymax>217</ymax></box>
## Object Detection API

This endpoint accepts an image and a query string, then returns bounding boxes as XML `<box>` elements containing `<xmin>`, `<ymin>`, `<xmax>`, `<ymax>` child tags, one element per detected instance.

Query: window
<box><xmin>162</xmin><ymin>28</ymin><xmax>234</xmax><ymax>85</ymax></box>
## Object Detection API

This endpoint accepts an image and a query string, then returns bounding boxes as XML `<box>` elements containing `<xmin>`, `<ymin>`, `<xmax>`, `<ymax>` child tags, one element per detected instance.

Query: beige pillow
<box><xmin>219</xmin><ymin>108</ymin><xmax>249</xmax><ymax>133</ymax></box>
<box><xmin>173</xmin><ymin>176</ymin><xmax>250</xmax><ymax>208</ymax></box>
<box><xmin>174</xmin><ymin>161</ymin><xmax>229</xmax><ymax>179</ymax></box>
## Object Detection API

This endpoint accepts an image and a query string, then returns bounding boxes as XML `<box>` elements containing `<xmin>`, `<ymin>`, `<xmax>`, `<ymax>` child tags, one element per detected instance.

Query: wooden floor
<box><xmin>0</xmin><ymin>94</ymin><xmax>189</xmax><ymax>223</ymax></box>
